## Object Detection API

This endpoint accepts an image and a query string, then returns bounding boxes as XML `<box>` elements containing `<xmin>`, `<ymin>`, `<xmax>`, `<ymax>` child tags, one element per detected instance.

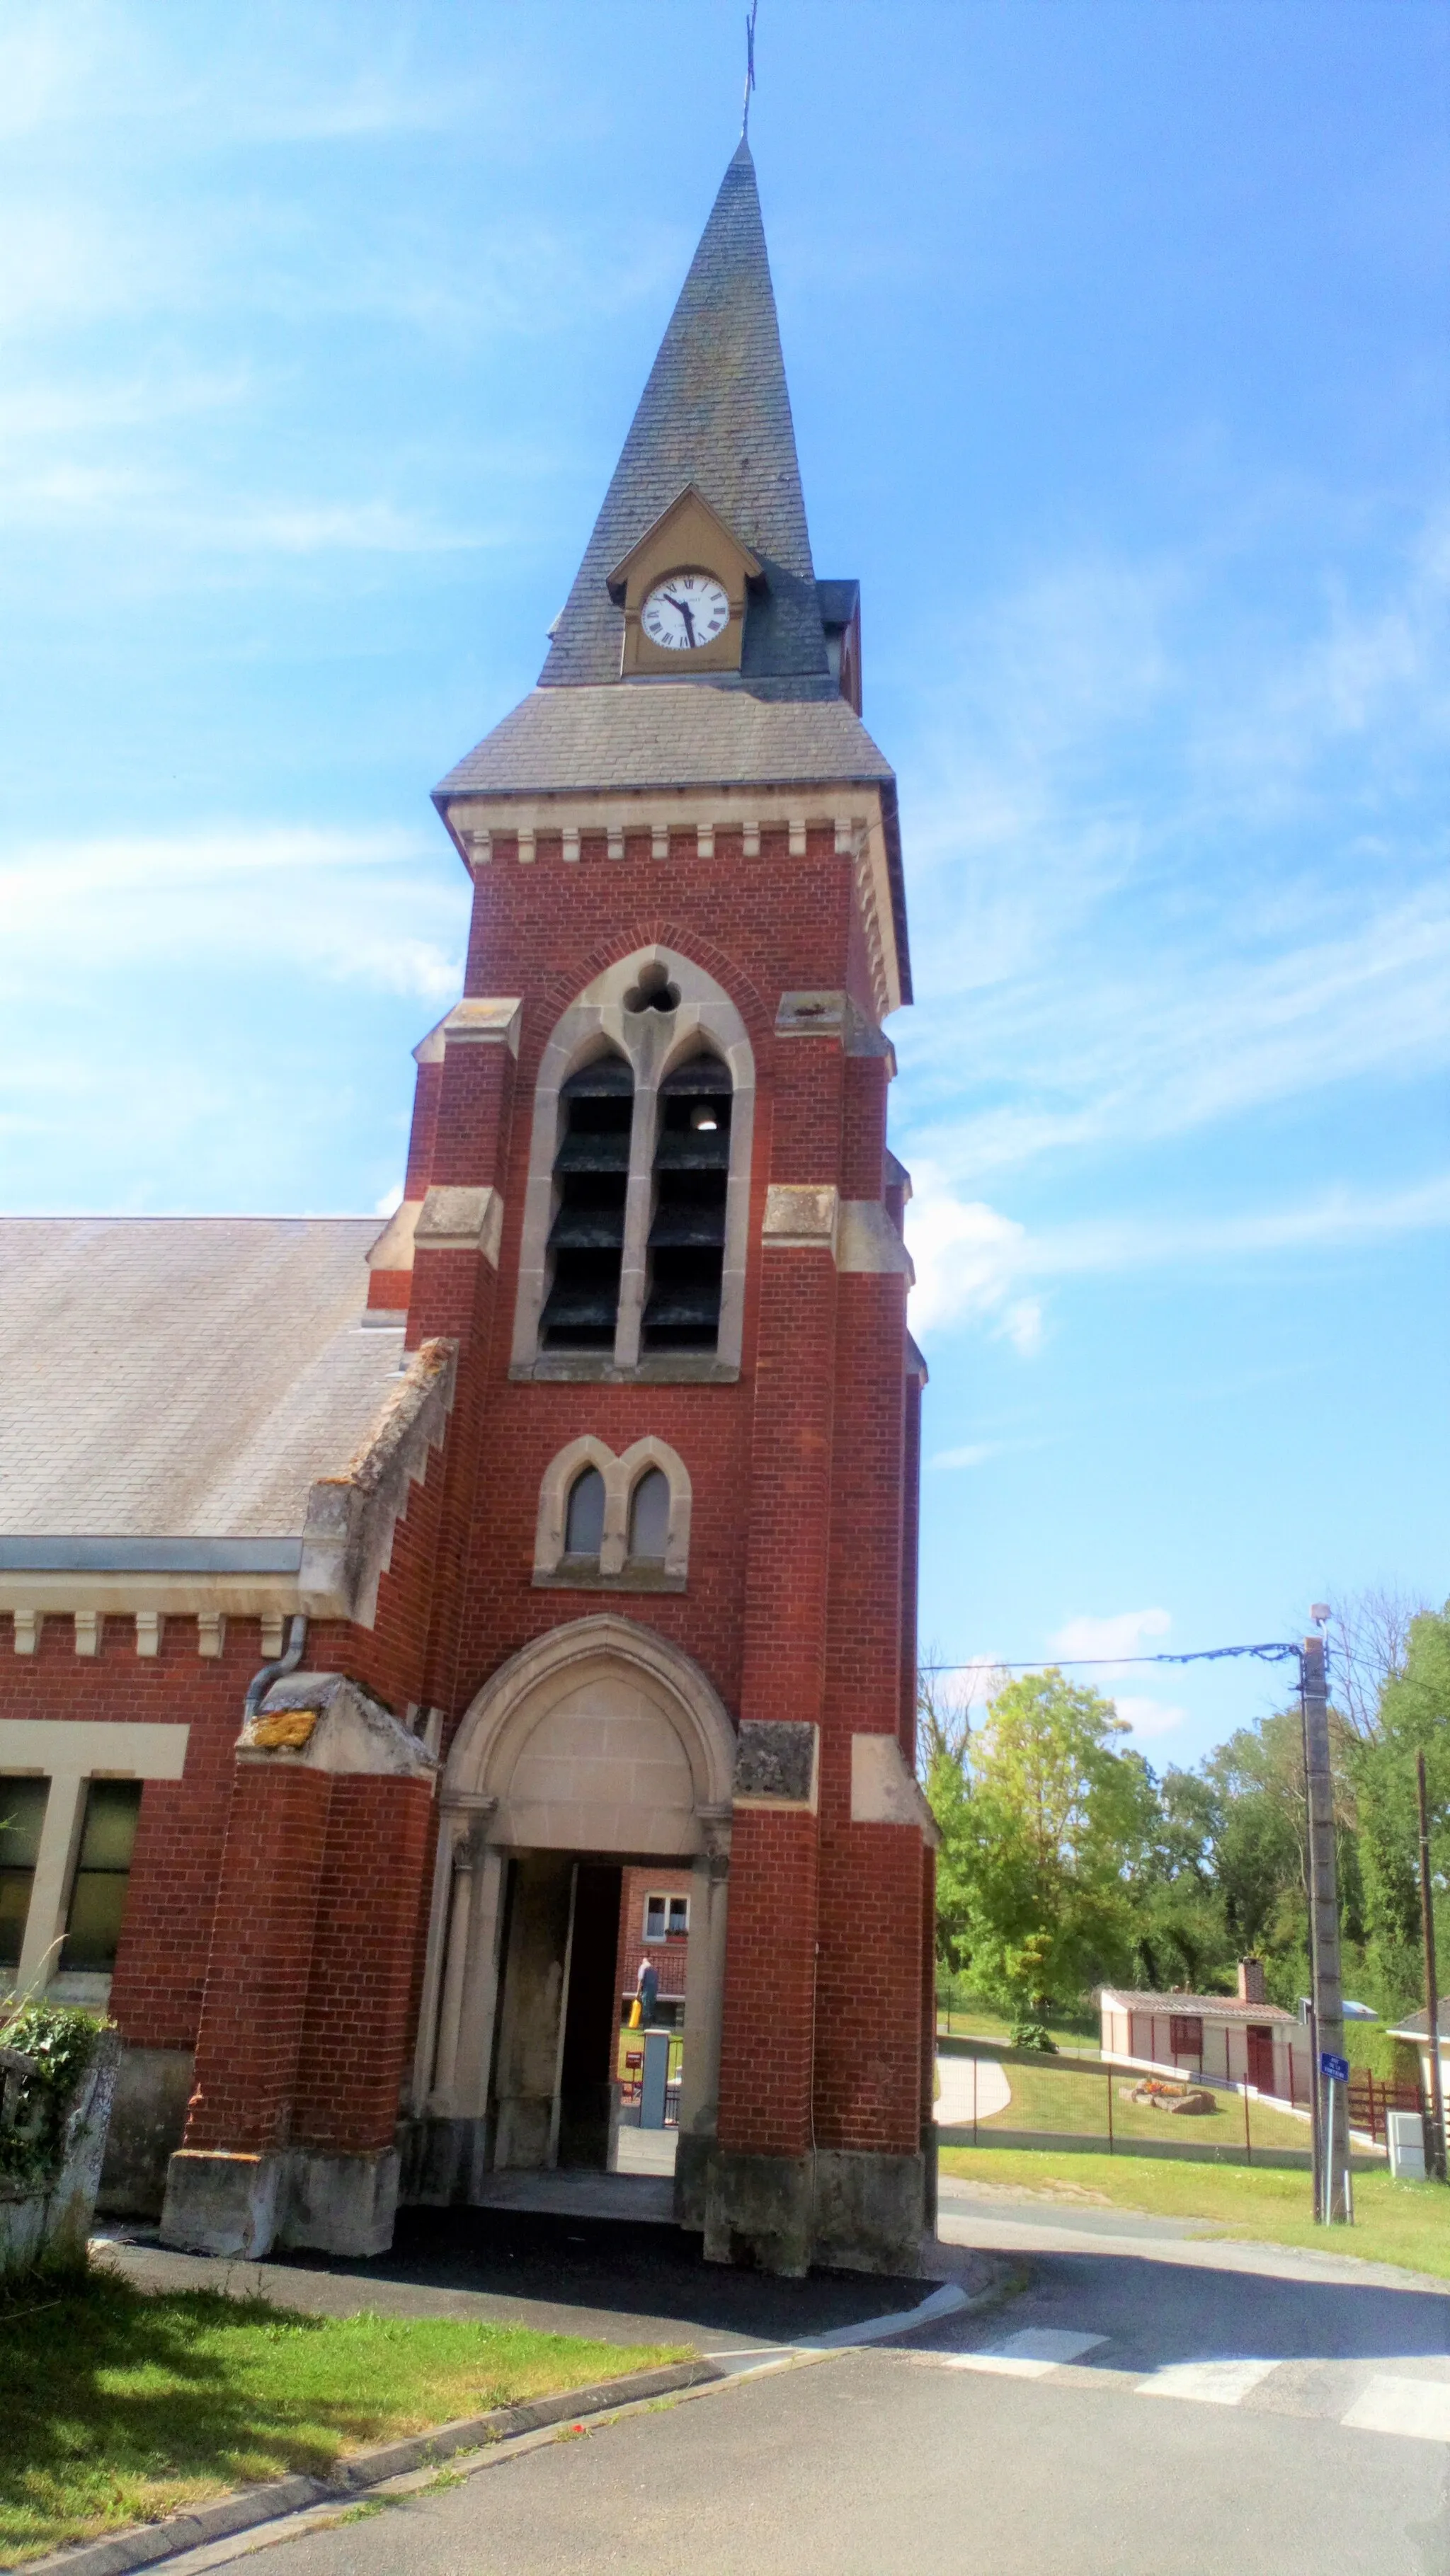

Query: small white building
<box><xmin>1388</xmin><ymin>2007</ymin><xmax>1448</xmax><ymax>2124</ymax></box>
<box><xmin>1100</xmin><ymin>1964</ymin><xmax>1313</xmax><ymax>2106</ymax></box>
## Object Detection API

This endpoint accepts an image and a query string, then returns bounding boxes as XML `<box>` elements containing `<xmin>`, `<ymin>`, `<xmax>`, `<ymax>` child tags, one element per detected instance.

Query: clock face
<box><xmin>641</xmin><ymin>570</ymin><xmax>729</xmax><ymax>653</ymax></box>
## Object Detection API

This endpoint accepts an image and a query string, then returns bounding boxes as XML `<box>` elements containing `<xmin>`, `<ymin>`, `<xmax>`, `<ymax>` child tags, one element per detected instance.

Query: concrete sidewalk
<box><xmin>95</xmin><ymin>2205</ymin><xmax>1000</xmax><ymax>2359</ymax></box>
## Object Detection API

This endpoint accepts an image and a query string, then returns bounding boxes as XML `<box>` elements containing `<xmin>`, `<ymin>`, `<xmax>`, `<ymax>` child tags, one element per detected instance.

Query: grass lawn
<box><xmin>0</xmin><ymin>2269</ymin><xmax>687</xmax><ymax>2567</ymax></box>
<box><xmin>937</xmin><ymin>2004</ymin><xmax>1100</xmax><ymax>2055</ymax></box>
<box><xmin>939</xmin><ymin>2143</ymin><xmax>1450</xmax><ymax>2282</ymax></box>
<box><xmin>952</xmin><ymin>2054</ymin><xmax>1318</xmax><ymax>2156</ymax></box>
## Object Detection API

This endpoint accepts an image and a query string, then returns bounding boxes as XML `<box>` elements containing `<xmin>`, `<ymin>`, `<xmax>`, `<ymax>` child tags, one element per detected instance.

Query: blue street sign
<box><xmin>1320</xmin><ymin>2051</ymin><xmax>1350</xmax><ymax>2084</ymax></box>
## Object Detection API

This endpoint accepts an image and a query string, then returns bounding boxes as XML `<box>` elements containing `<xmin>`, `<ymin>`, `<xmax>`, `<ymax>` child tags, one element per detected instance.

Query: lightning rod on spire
<box><xmin>742</xmin><ymin>0</ymin><xmax>758</xmax><ymax>139</ymax></box>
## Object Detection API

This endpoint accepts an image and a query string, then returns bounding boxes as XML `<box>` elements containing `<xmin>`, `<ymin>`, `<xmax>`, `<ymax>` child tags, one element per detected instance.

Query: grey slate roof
<box><xmin>0</xmin><ymin>1218</ymin><xmax>402</xmax><ymax>1544</ymax></box>
<box><xmin>434</xmin><ymin>682</ymin><xmax>893</xmax><ymax>799</ymax></box>
<box><xmin>539</xmin><ymin>138</ymin><xmax>828</xmax><ymax>694</ymax></box>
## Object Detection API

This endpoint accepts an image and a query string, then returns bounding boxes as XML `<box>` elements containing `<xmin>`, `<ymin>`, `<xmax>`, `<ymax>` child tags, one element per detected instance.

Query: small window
<box><xmin>644</xmin><ymin>1892</ymin><xmax>690</xmax><ymax>1940</ymax></box>
<box><xmin>564</xmin><ymin>1465</ymin><xmax>606</xmax><ymax>1559</ymax></box>
<box><xmin>1169</xmin><ymin>2013</ymin><xmax>1204</xmax><ymax>2058</ymax></box>
<box><xmin>61</xmin><ymin>1780</ymin><xmax>142</xmax><ymax>1975</ymax></box>
<box><xmin>0</xmin><ymin>1778</ymin><xmax>49</xmax><ymax>1971</ymax></box>
<box><xmin>644</xmin><ymin>1054</ymin><xmax>731</xmax><ymax>1351</ymax></box>
<box><xmin>542</xmin><ymin>1055</ymin><xmax>634</xmax><ymax>1349</ymax></box>
<box><xmin>628</xmin><ymin>1467</ymin><xmax>670</xmax><ymax>1563</ymax></box>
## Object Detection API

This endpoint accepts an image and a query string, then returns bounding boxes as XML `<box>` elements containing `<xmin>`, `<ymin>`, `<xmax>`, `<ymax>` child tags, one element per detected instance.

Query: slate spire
<box><xmin>540</xmin><ymin>138</ymin><xmax>830</xmax><ymax>696</ymax></box>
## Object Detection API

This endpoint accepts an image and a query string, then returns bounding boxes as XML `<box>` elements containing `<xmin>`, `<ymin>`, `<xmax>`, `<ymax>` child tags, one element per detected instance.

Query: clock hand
<box><xmin>663</xmin><ymin>595</ymin><xmax>697</xmax><ymax>646</ymax></box>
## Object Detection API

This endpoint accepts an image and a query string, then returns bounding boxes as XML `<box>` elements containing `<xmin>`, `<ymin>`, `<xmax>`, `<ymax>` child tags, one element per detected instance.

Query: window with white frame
<box><xmin>0</xmin><ymin>1721</ymin><xmax>188</xmax><ymax>1994</ymax></box>
<box><xmin>644</xmin><ymin>1892</ymin><xmax>690</xmax><ymax>1942</ymax></box>
<box><xmin>61</xmin><ymin>1781</ymin><xmax>142</xmax><ymax>1974</ymax></box>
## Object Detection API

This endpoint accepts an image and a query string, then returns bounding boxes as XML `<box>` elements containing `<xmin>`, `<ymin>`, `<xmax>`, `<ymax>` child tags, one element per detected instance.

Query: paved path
<box><xmin>934</xmin><ymin>2052</ymin><xmax>1010</xmax><ymax>2124</ymax></box>
<box><xmin>96</xmin><ymin>2204</ymin><xmax>980</xmax><ymax>2359</ymax></box>
<box><xmin>130</xmin><ymin>2190</ymin><xmax>1450</xmax><ymax>2575</ymax></box>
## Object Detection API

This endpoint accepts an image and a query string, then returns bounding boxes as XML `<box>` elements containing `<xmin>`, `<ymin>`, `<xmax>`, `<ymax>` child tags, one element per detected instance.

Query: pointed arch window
<box><xmin>644</xmin><ymin>1054</ymin><xmax>731</xmax><ymax>1352</ymax></box>
<box><xmin>564</xmin><ymin>1465</ymin><xmax>607</xmax><ymax>1560</ymax></box>
<box><xmin>541</xmin><ymin>1054</ymin><xmax>634</xmax><ymax>1350</ymax></box>
<box><xmin>512</xmin><ymin>951</ymin><xmax>755</xmax><ymax>1382</ymax></box>
<box><xmin>627</xmin><ymin>1467</ymin><xmax>670</xmax><ymax>1564</ymax></box>
<box><xmin>535</xmin><ymin>1438</ymin><xmax>692</xmax><ymax>1591</ymax></box>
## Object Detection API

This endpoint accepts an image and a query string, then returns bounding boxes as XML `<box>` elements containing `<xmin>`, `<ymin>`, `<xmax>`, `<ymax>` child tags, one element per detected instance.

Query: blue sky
<box><xmin>3</xmin><ymin>2</ymin><xmax>1446</xmax><ymax>1768</ymax></box>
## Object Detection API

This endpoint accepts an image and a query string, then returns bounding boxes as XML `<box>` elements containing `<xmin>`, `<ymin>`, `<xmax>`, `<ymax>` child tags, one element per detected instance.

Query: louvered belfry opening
<box><xmin>542</xmin><ymin>1055</ymin><xmax>634</xmax><ymax>1348</ymax></box>
<box><xmin>644</xmin><ymin>1054</ymin><xmax>731</xmax><ymax>1351</ymax></box>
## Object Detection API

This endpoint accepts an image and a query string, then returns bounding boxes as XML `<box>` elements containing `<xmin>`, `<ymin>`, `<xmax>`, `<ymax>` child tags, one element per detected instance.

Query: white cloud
<box><xmin>1051</xmin><ymin>1609</ymin><xmax>1173</xmax><ymax>1661</ymax></box>
<box><xmin>925</xmin><ymin>1656</ymin><xmax>1008</xmax><ymax>1711</ymax></box>
<box><xmin>906</xmin><ymin>1167</ymin><xmax>1450</xmax><ymax>1343</ymax></box>
<box><xmin>928</xmin><ymin>1442</ymin><xmax>1003</xmax><ymax>1470</ymax></box>
<box><xmin>895</xmin><ymin>512</ymin><xmax>1450</xmax><ymax>1223</ymax></box>
<box><xmin>903</xmin><ymin>1169</ymin><xmax>1044</xmax><ymax>1351</ymax></box>
<box><xmin>0</xmin><ymin>825</ymin><xmax>467</xmax><ymax>1004</ymax></box>
<box><xmin>1111</xmin><ymin>1695</ymin><xmax>1189</xmax><ymax>1744</ymax></box>
<box><xmin>373</xmin><ymin>1183</ymin><xmax>404</xmax><ymax>1218</ymax></box>
<box><xmin>0</xmin><ymin>468</ymin><xmax>493</xmax><ymax>556</ymax></box>
<box><xmin>904</xmin><ymin>883</ymin><xmax>1450</xmax><ymax>1184</ymax></box>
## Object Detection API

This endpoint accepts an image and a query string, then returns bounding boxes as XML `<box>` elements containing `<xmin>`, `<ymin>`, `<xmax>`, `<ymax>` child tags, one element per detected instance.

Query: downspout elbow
<box><xmin>244</xmin><ymin>1613</ymin><xmax>309</xmax><ymax>1721</ymax></box>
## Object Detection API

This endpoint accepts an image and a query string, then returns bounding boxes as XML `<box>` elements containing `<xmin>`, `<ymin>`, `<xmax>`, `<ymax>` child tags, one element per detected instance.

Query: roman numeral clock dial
<box><xmin>641</xmin><ymin>571</ymin><xmax>729</xmax><ymax>651</ymax></box>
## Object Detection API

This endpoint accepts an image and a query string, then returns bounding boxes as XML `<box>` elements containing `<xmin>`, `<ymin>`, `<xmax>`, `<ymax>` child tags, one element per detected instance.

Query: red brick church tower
<box><xmin>0</xmin><ymin>138</ymin><xmax>935</xmax><ymax>2278</ymax></box>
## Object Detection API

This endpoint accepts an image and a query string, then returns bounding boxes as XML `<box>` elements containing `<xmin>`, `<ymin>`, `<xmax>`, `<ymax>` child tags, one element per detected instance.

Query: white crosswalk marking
<box><xmin>1138</xmin><ymin>2359</ymin><xmax>1279</xmax><ymax>2405</ymax></box>
<box><xmin>1342</xmin><ymin>2376</ymin><xmax>1450</xmax><ymax>2442</ymax></box>
<box><xmin>949</xmin><ymin>2329</ymin><xmax>1107</xmax><ymax>2378</ymax></box>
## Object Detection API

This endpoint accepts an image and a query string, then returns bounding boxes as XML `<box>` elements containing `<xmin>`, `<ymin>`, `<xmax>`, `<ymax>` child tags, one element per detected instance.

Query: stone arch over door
<box><xmin>413</xmin><ymin>1618</ymin><xmax>736</xmax><ymax>2187</ymax></box>
<box><xmin>445</xmin><ymin>1613</ymin><xmax>734</xmax><ymax>1850</ymax></box>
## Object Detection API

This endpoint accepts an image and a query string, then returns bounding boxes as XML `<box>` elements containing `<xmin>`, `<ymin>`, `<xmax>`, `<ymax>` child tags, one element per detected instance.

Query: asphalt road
<box><xmin>156</xmin><ymin>2194</ymin><xmax>1450</xmax><ymax>2576</ymax></box>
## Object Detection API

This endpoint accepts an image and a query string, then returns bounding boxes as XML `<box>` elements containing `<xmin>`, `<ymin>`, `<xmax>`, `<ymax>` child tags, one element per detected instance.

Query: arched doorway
<box><xmin>410</xmin><ymin>1617</ymin><xmax>734</xmax><ymax>2202</ymax></box>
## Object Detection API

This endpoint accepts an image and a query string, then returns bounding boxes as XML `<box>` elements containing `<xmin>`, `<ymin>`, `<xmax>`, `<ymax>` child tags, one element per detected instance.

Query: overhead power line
<box><xmin>920</xmin><ymin>1642</ymin><xmax>1303</xmax><ymax>1674</ymax></box>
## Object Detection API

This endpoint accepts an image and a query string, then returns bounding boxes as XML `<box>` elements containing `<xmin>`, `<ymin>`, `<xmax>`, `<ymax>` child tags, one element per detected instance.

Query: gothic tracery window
<box><xmin>513</xmin><ymin>952</ymin><xmax>753</xmax><ymax>1380</ymax></box>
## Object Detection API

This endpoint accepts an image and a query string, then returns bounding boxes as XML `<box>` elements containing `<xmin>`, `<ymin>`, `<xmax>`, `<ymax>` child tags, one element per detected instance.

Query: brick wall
<box><xmin>1</xmin><ymin>808</ymin><xmax>932</xmax><ymax>2197</ymax></box>
<box><xmin>614</xmin><ymin>1864</ymin><xmax>694</xmax><ymax>2013</ymax></box>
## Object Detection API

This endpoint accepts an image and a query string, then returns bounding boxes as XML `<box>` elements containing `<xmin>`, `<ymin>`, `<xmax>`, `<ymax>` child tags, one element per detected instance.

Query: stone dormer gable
<box><xmin>608</xmin><ymin>486</ymin><xmax>761</xmax><ymax>679</ymax></box>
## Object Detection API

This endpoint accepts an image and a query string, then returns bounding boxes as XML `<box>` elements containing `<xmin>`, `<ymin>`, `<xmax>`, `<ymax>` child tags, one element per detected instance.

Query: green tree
<box><xmin>928</xmin><ymin>1669</ymin><xmax>1158</xmax><ymax>2015</ymax></box>
<box><xmin>1135</xmin><ymin>1766</ymin><xmax>1231</xmax><ymax>1991</ymax></box>
<box><xmin>1348</xmin><ymin>1604</ymin><xmax>1450</xmax><ymax>2017</ymax></box>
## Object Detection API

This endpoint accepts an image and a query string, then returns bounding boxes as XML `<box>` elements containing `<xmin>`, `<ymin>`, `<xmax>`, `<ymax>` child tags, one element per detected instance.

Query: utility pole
<box><xmin>1301</xmin><ymin>1627</ymin><xmax>1350</xmax><ymax>2221</ymax></box>
<box><xmin>1417</xmin><ymin>1748</ymin><xmax>1446</xmax><ymax>2183</ymax></box>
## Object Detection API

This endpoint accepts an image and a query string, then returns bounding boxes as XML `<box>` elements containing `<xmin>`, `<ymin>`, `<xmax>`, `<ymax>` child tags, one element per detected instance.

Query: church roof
<box><xmin>539</xmin><ymin>138</ymin><xmax>827</xmax><ymax>694</ymax></box>
<box><xmin>0</xmin><ymin>1217</ymin><xmax>402</xmax><ymax>1553</ymax></box>
<box><xmin>434</xmin><ymin>682</ymin><xmax>893</xmax><ymax>798</ymax></box>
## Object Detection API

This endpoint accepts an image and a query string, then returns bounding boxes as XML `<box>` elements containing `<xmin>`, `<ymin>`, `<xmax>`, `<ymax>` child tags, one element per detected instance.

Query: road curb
<box><xmin>21</xmin><ymin>2361</ymin><xmax>724</xmax><ymax>2576</ymax></box>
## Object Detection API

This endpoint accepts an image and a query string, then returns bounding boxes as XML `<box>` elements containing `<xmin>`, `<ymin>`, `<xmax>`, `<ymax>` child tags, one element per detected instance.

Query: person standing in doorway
<box><xmin>634</xmin><ymin>1955</ymin><xmax>659</xmax><ymax>2027</ymax></box>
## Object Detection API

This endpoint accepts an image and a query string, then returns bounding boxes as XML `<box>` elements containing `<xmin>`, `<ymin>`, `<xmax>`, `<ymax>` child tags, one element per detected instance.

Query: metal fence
<box><xmin>935</xmin><ymin>2037</ymin><xmax>1393</xmax><ymax>2171</ymax></box>
<box><xmin>1346</xmin><ymin>2071</ymin><xmax>1423</xmax><ymax>2148</ymax></box>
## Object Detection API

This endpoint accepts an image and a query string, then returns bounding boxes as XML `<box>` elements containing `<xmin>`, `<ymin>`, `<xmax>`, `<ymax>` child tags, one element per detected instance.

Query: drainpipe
<box><xmin>244</xmin><ymin>1613</ymin><xmax>309</xmax><ymax>1720</ymax></box>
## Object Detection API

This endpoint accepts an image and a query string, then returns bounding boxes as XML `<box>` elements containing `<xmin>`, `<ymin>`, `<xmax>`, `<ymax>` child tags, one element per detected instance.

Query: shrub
<box><xmin>1010</xmin><ymin>2018</ymin><xmax>1058</xmax><ymax>2054</ymax></box>
<box><xmin>0</xmin><ymin>2003</ymin><xmax>106</xmax><ymax>2197</ymax></box>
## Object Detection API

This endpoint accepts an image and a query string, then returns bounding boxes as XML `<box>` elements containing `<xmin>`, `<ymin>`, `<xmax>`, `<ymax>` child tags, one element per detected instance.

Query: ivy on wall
<box><xmin>0</xmin><ymin>2004</ymin><xmax>105</xmax><ymax>2197</ymax></box>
